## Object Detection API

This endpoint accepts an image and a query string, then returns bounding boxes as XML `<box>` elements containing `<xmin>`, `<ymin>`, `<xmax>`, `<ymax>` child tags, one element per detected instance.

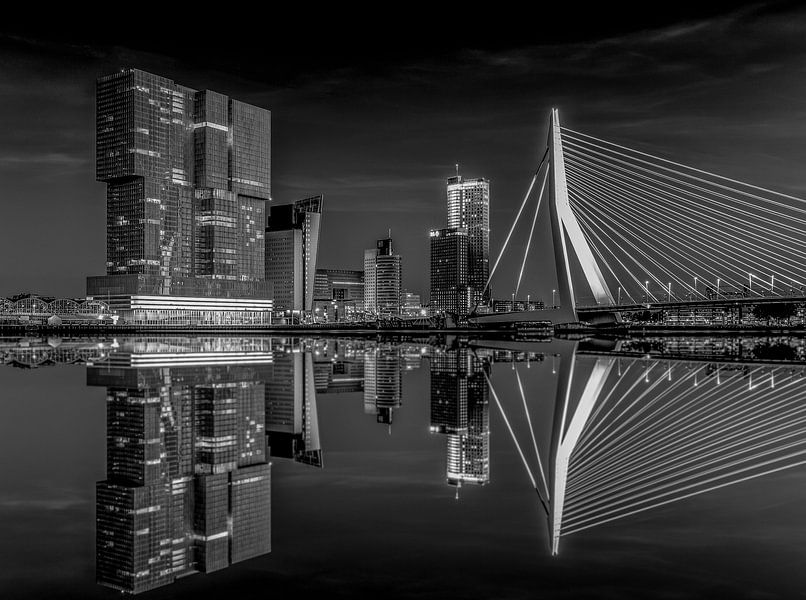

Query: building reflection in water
<box><xmin>88</xmin><ymin>338</ymin><xmax>274</xmax><ymax>594</ymax></box>
<box><xmin>429</xmin><ymin>347</ymin><xmax>491</xmax><ymax>491</ymax></box>
<box><xmin>265</xmin><ymin>340</ymin><xmax>323</xmax><ymax>468</ymax></box>
<box><xmin>364</xmin><ymin>342</ymin><xmax>403</xmax><ymax>428</ymax></box>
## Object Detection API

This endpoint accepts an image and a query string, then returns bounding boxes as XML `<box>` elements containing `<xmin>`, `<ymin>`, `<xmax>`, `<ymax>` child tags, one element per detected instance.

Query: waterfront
<box><xmin>1</xmin><ymin>334</ymin><xmax>805</xmax><ymax>599</ymax></box>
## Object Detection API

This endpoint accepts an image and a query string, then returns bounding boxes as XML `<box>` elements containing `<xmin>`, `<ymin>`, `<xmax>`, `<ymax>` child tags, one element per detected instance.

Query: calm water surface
<box><xmin>1</xmin><ymin>334</ymin><xmax>805</xmax><ymax>599</ymax></box>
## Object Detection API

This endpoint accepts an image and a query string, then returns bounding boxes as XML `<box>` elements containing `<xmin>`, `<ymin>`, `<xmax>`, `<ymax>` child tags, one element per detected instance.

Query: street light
<box><xmin>552</xmin><ymin>289</ymin><xmax>556</xmax><ymax>308</ymax></box>
<box><xmin>667</xmin><ymin>282</ymin><xmax>672</xmax><ymax>302</ymax></box>
<box><xmin>749</xmin><ymin>272</ymin><xmax>753</xmax><ymax>294</ymax></box>
<box><xmin>617</xmin><ymin>286</ymin><xmax>622</xmax><ymax>305</ymax></box>
<box><xmin>716</xmin><ymin>278</ymin><xmax>721</xmax><ymax>297</ymax></box>
<box><xmin>645</xmin><ymin>280</ymin><xmax>649</xmax><ymax>302</ymax></box>
<box><xmin>693</xmin><ymin>276</ymin><xmax>698</xmax><ymax>297</ymax></box>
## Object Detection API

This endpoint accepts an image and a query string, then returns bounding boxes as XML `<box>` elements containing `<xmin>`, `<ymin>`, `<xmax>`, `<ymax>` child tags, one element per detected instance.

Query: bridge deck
<box><xmin>577</xmin><ymin>295</ymin><xmax>806</xmax><ymax>314</ymax></box>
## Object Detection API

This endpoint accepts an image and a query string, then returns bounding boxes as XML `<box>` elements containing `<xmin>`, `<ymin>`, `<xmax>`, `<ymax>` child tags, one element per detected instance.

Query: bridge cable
<box><xmin>515</xmin><ymin>165</ymin><xmax>548</xmax><ymax>299</ymax></box>
<box><xmin>483</xmin><ymin>147</ymin><xmax>549</xmax><ymax>303</ymax></box>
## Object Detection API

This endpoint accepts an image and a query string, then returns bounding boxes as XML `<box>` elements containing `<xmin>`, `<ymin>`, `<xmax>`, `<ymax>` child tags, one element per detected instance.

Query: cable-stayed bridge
<box><xmin>478</xmin><ymin>337</ymin><xmax>806</xmax><ymax>555</ymax></box>
<box><xmin>471</xmin><ymin>110</ymin><xmax>806</xmax><ymax>326</ymax></box>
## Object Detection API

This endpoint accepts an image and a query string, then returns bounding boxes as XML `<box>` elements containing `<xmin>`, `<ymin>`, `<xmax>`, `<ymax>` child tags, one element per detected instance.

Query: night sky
<box><xmin>2</xmin><ymin>3</ymin><xmax>806</xmax><ymax>300</ymax></box>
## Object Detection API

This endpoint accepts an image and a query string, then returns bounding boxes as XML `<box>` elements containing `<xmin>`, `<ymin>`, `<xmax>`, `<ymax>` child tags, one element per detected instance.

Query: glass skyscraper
<box><xmin>88</xmin><ymin>68</ymin><xmax>273</xmax><ymax>324</ymax></box>
<box><xmin>445</xmin><ymin>175</ymin><xmax>490</xmax><ymax>307</ymax></box>
<box><xmin>429</xmin><ymin>227</ymin><xmax>470</xmax><ymax>315</ymax></box>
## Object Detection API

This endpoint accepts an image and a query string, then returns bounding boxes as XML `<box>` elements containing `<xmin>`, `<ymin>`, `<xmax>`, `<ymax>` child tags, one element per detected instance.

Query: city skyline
<box><xmin>4</xmin><ymin>4</ymin><xmax>806</xmax><ymax>301</ymax></box>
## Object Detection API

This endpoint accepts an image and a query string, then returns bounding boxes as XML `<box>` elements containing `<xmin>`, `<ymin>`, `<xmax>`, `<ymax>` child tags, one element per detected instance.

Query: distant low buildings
<box><xmin>0</xmin><ymin>294</ymin><xmax>117</xmax><ymax>325</ymax></box>
<box><xmin>401</xmin><ymin>291</ymin><xmax>424</xmax><ymax>317</ymax></box>
<box><xmin>313</xmin><ymin>268</ymin><xmax>364</xmax><ymax>321</ymax></box>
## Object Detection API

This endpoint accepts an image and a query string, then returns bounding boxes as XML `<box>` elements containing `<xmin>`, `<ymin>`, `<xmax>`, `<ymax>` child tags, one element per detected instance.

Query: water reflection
<box><xmin>1</xmin><ymin>334</ymin><xmax>805</xmax><ymax>595</ymax></box>
<box><xmin>430</xmin><ymin>347</ymin><xmax>491</xmax><ymax>490</ymax></box>
<box><xmin>524</xmin><ymin>337</ymin><xmax>806</xmax><ymax>555</ymax></box>
<box><xmin>87</xmin><ymin>338</ymin><xmax>273</xmax><ymax>593</ymax></box>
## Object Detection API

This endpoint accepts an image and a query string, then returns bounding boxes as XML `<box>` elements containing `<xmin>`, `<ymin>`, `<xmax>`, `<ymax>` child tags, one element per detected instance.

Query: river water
<box><xmin>1</xmin><ymin>334</ymin><xmax>804</xmax><ymax>599</ymax></box>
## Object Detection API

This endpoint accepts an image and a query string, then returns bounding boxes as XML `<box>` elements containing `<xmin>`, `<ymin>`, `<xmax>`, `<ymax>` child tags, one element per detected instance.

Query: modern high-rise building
<box><xmin>446</xmin><ymin>175</ymin><xmax>490</xmax><ymax>307</ymax></box>
<box><xmin>89</xmin><ymin>338</ymin><xmax>273</xmax><ymax>594</ymax></box>
<box><xmin>87</xmin><ymin>68</ymin><xmax>273</xmax><ymax>324</ymax></box>
<box><xmin>429</xmin><ymin>227</ymin><xmax>470</xmax><ymax>315</ymax></box>
<box><xmin>364</xmin><ymin>236</ymin><xmax>402</xmax><ymax>317</ymax></box>
<box><xmin>264</xmin><ymin>196</ymin><xmax>323</xmax><ymax>314</ymax></box>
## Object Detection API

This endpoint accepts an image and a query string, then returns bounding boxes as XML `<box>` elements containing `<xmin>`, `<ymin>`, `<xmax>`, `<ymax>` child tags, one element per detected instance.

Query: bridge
<box><xmin>470</xmin><ymin>109</ymin><xmax>806</xmax><ymax>326</ymax></box>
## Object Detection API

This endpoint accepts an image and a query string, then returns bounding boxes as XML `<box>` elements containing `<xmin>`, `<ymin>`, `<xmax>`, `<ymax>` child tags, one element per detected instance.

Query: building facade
<box><xmin>313</xmin><ymin>269</ymin><xmax>364</xmax><ymax>321</ymax></box>
<box><xmin>264</xmin><ymin>196</ymin><xmax>323</xmax><ymax>314</ymax></box>
<box><xmin>429</xmin><ymin>227</ymin><xmax>470</xmax><ymax>315</ymax></box>
<box><xmin>88</xmin><ymin>68</ymin><xmax>273</xmax><ymax>324</ymax></box>
<box><xmin>364</xmin><ymin>237</ymin><xmax>402</xmax><ymax>317</ymax></box>
<box><xmin>446</xmin><ymin>175</ymin><xmax>490</xmax><ymax>307</ymax></box>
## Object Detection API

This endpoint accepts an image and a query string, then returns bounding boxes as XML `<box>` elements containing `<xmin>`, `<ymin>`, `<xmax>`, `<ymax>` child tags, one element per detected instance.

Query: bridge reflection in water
<box><xmin>480</xmin><ymin>337</ymin><xmax>806</xmax><ymax>555</ymax></box>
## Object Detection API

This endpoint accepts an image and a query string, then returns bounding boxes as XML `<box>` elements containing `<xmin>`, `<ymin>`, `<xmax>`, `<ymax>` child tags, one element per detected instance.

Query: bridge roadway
<box><xmin>577</xmin><ymin>294</ymin><xmax>806</xmax><ymax>315</ymax></box>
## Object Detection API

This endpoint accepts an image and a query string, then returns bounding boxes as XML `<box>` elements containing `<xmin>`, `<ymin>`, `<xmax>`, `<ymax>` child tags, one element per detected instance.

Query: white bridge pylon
<box><xmin>547</xmin><ymin>109</ymin><xmax>616</xmax><ymax>321</ymax></box>
<box><xmin>478</xmin><ymin>109</ymin><xmax>618</xmax><ymax>325</ymax></box>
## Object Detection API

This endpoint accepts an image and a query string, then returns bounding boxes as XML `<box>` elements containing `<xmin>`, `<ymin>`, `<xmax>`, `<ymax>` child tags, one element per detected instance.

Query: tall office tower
<box><xmin>264</xmin><ymin>195</ymin><xmax>323</xmax><ymax>313</ymax></box>
<box><xmin>88</xmin><ymin>68</ymin><xmax>273</xmax><ymax>324</ymax></box>
<box><xmin>429</xmin><ymin>227</ymin><xmax>470</xmax><ymax>315</ymax></box>
<box><xmin>364</xmin><ymin>343</ymin><xmax>402</xmax><ymax>426</ymax></box>
<box><xmin>363</xmin><ymin>236</ymin><xmax>402</xmax><ymax>317</ymax></box>
<box><xmin>429</xmin><ymin>348</ymin><xmax>490</xmax><ymax>488</ymax></box>
<box><xmin>446</xmin><ymin>175</ymin><xmax>490</xmax><ymax>306</ymax></box>
<box><xmin>90</xmin><ymin>340</ymin><xmax>272</xmax><ymax>594</ymax></box>
<box><xmin>264</xmin><ymin>346</ymin><xmax>323</xmax><ymax>467</ymax></box>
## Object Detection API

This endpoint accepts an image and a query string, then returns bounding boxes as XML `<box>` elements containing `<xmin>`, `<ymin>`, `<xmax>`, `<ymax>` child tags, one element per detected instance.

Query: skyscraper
<box><xmin>264</xmin><ymin>195</ymin><xmax>323</xmax><ymax>314</ymax></box>
<box><xmin>446</xmin><ymin>175</ymin><xmax>490</xmax><ymax>307</ymax></box>
<box><xmin>363</xmin><ymin>236</ymin><xmax>402</xmax><ymax>317</ymax></box>
<box><xmin>429</xmin><ymin>227</ymin><xmax>470</xmax><ymax>315</ymax></box>
<box><xmin>87</xmin><ymin>68</ymin><xmax>273</xmax><ymax>324</ymax></box>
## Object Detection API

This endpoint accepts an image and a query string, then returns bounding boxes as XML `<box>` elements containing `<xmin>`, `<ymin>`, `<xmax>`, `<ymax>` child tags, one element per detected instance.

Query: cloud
<box><xmin>0</xmin><ymin>152</ymin><xmax>89</xmax><ymax>166</ymax></box>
